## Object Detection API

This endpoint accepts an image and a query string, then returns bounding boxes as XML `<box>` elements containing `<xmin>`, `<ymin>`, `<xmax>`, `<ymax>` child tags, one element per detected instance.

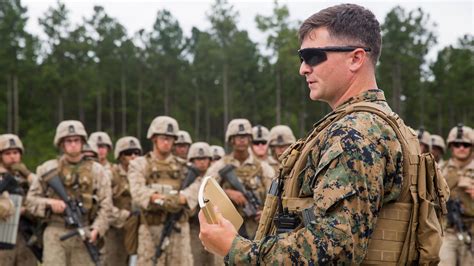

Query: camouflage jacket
<box><xmin>225</xmin><ymin>89</ymin><xmax>404</xmax><ymax>265</ymax></box>
<box><xmin>443</xmin><ymin>158</ymin><xmax>474</xmax><ymax>217</ymax></box>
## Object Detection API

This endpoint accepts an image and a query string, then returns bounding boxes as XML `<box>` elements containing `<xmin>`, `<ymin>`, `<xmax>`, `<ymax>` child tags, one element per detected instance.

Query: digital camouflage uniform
<box><xmin>0</xmin><ymin>134</ymin><xmax>38</xmax><ymax>266</ymax></box>
<box><xmin>439</xmin><ymin>125</ymin><xmax>474</xmax><ymax>266</ymax></box>
<box><xmin>128</xmin><ymin>152</ymin><xmax>200</xmax><ymax>266</ymax></box>
<box><xmin>225</xmin><ymin>89</ymin><xmax>404</xmax><ymax>265</ymax></box>
<box><xmin>26</xmin><ymin>120</ymin><xmax>112</xmax><ymax>266</ymax></box>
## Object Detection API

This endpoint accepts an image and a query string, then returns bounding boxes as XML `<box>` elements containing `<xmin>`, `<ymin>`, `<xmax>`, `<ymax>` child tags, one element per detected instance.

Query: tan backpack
<box><xmin>256</xmin><ymin>102</ymin><xmax>449</xmax><ymax>265</ymax></box>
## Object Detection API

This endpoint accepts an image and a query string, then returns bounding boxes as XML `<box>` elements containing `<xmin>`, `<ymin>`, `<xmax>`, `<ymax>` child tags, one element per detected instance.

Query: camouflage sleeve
<box><xmin>109</xmin><ymin>206</ymin><xmax>130</xmax><ymax>228</ymax></box>
<box><xmin>25</xmin><ymin>165</ymin><xmax>52</xmax><ymax>217</ymax></box>
<box><xmin>204</xmin><ymin>159</ymin><xmax>225</xmax><ymax>183</ymax></box>
<box><xmin>225</xmin><ymin>114</ymin><xmax>403</xmax><ymax>265</ymax></box>
<box><xmin>260</xmin><ymin>161</ymin><xmax>275</xmax><ymax>191</ymax></box>
<box><xmin>91</xmin><ymin>163</ymin><xmax>113</xmax><ymax>236</ymax></box>
<box><xmin>128</xmin><ymin>158</ymin><xmax>155</xmax><ymax>210</ymax></box>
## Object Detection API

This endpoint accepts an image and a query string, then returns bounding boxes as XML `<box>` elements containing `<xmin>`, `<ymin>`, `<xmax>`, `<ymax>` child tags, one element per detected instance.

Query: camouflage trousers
<box><xmin>42</xmin><ymin>224</ymin><xmax>95</xmax><ymax>266</ymax></box>
<box><xmin>137</xmin><ymin>222</ymin><xmax>193</xmax><ymax>266</ymax></box>
<box><xmin>102</xmin><ymin>227</ymin><xmax>128</xmax><ymax>266</ymax></box>
<box><xmin>439</xmin><ymin>230</ymin><xmax>473</xmax><ymax>266</ymax></box>
<box><xmin>0</xmin><ymin>233</ymin><xmax>37</xmax><ymax>266</ymax></box>
<box><xmin>189</xmin><ymin>218</ymin><xmax>215</xmax><ymax>266</ymax></box>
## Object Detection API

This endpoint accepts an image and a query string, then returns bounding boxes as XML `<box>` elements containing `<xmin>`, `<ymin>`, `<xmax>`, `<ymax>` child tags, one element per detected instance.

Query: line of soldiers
<box><xmin>0</xmin><ymin>115</ymin><xmax>300</xmax><ymax>266</ymax></box>
<box><xmin>0</xmin><ymin>117</ymin><xmax>471</xmax><ymax>266</ymax></box>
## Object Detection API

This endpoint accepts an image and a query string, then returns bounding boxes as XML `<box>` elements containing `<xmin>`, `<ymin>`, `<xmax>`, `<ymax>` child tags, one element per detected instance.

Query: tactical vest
<box><xmin>111</xmin><ymin>164</ymin><xmax>132</xmax><ymax>211</ymax></box>
<box><xmin>444</xmin><ymin>163</ymin><xmax>474</xmax><ymax>217</ymax></box>
<box><xmin>42</xmin><ymin>158</ymin><xmax>96</xmax><ymax>224</ymax></box>
<box><xmin>142</xmin><ymin>153</ymin><xmax>186</xmax><ymax>225</ymax></box>
<box><xmin>221</xmin><ymin>155</ymin><xmax>266</xmax><ymax>205</ymax></box>
<box><xmin>255</xmin><ymin>102</ymin><xmax>449</xmax><ymax>265</ymax></box>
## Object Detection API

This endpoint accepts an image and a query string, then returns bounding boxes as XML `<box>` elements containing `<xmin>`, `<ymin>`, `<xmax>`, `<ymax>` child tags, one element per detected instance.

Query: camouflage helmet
<box><xmin>89</xmin><ymin>132</ymin><xmax>113</xmax><ymax>149</ymax></box>
<box><xmin>187</xmin><ymin>142</ymin><xmax>212</xmax><ymax>161</ymax></box>
<box><xmin>114</xmin><ymin>136</ymin><xmax>142</xmax><ymax>159</ymax></box>
<box><xmin>252</xmin><ymin>125</ymin><xmax>270</xmax><ymax>142</ymax></box>
<box><xmin>269</xmin><ymin>125</ymin><xmax>296</xmax><ymax>146</ymax></box>
<box><xmin>0</xmin><ymin>134</ymin><xmax>24</xmax><ymax>153</ymax></box>
<box><xmin>210</xmin><ymin>145</ymin><xmax>225</xmax><ymax>159</ymax></box>
<box><xmin>175</xmin><ymin>130</ymin><xmax>193</xmax><ymax>145</ymax></box>
<box><xmin>54</xmin><ymin>120</ymin><xmax>88</xmax><ymax>147</ymax></box>
<box><xmin>82</xmin><ymin>141</ymin><xmax>98</xmax><ymax>156</ymax></box>
<box><xmin>447</xmin><ymin>124</ymin><xmax>473</xmax><ymax>145</ymax></box>
<box><xmin>416</xmin><ymin>128</ymin><xmax>431</xmax><ymax>147</ymax></box>
<box><xmin>225</xmin><ymin>118</ymin><xmax>252</xmax><ymax>142</ymax></box>
<box><xmin>430</xmin><ymin>134</ymin><xmax>446</xmax><ymax>153</ymax></box>
<box><xmin>146</xmin><ymin>116</ymin><xmax>179</xmax><ymax>139</ymax></box>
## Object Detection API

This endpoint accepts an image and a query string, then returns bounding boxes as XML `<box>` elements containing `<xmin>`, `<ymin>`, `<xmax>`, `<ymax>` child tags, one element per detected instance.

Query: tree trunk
<box><xmin>7</xmin><ymin>75</ymin><xmax>12</xmax><ymax>132</ymax></box>
<box><xmin>276</xmin><ymin>66</ymin><xmax>282</xmax><ymax>125</ymax></box>
<box><xmin>121</xmin><ymin>74</ymin><xmax>126</xmax><ymax>136</ymax></box>
<box><xmin>58</xmin><ymin>89</ymin><xmax>64</xmax><ymax>123</ymax></box>
<box><xmin>79</xmin><ymin>89</ymin><xmax>85</xmax><ymax>123</ymax></box>
<box><xmin>96</xmin><ymin>88</ymin><xmax>102</xmax><ymax>131</ymax></box>
<box><xmin>194</xmin><ymin>80</ymin><xmax>200</xmax><ymax>139</ymax></box>
<box><xmin>298</xmin><ymin>80</ymin><xmax>306</xmax><ymax>137</ymax></box>
<box><xmin>109</xmin><ymin>87</ymin><xmax>115</xmax><ymax>137</ymax></box>
<box><xmin>205</xmin><ymin>103</ymin><xmax>211</xmax><ymax>143</ymax></box>
<box><xmin>13</xmin><ymin>74</ymin><xmax>19</xmax><ymax>134</ymax></box>
<box><xmin>391</xmin><ymin>61</ymin><xmax>402</xmax><ymax>116</ymax></box>
<box><xmin>223</xmin><ymin>63</ymin><xmax>229</xmax><ymax>148</ymax></box>
<box><xmin>137</xmin><ymin>77</ymin><xmax>143</xmax><ymax>139</ymax></box>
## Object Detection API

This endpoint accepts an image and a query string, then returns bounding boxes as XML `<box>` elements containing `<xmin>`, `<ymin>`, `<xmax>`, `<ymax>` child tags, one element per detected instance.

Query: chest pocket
<box><xmin>235</xmin><ymin>163</ymin><xmax>263</xmax><ymax>190</ymax></box>
<box><xmin>297</xmin><ymin>141</ymin><xmax>344</xmax><ymax>198</ymax></box>
<box><xmin>145</xmin><ymin>158</ymin><xmax>183</xmax><ymax>190</ymax></box>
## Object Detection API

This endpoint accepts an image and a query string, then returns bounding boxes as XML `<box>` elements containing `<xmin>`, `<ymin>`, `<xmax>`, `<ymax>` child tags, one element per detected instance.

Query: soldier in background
<box><xmin>128</xmin><ymin>116</ymin><xmax>199</xmax><ymax>266</ymax></box>
<box><xmin>431</xmin><ymin>134</ymin><xmax>447</xmax><ymax>167</ymax></box>
<box><xmin>416</xmin><ymin>128</ymin><xmax>431</xmax><ymax>154</ymax></box>
<box><xmin>26</xmin><ymin>120</ymin><xmax>113</xmax><ymax>266</ymax></box>
<box><xmin>268</xmin><ymin>125</ymin><xmax>296</xmax><ymax>162</ymax></box>
<box><xmin>439</xmin><ymin>124</ymin><xmax>474</xmax><ymax>266</ymax></box>
<box><xmin>104</xmin><ymin>136</ymin><xmax>142</xmax><ymax>266</ymax></box>
<box><xmin>210</xmin><ymin>145</ymin><xmax>225</xmax><ymax>164</ymax></box>
<box><xmin>251</xmin><ymin>125</ymin><xmax>278</xmax><ymax>172</ymax></box>
<box><xmin>205</xmin><ymin>119</ymin><xmax>275</xmax><ymax>240</ymax></box>
<box><xmin>82</xmin><ymin>141</ymin><xmax>99</xmax><ymax>161</ymax></box>
<box><xmin>186</xmin><ymin>142</ymin><xmax>215</xmax><ymax>266</ymax></box>
<box><xmin>174</xmin><ymin>130</ymin><xmax>192</xmax><ymax>160</ymax></box>
<box><xmin>0</xmin><ymin>134</ymin><xmax>38</xmax><ymax>266</ymax></box>
<box><xmin>89</xmin><ymin>131</ymin><xmax>114</xmax><ymax>174</ymax></box>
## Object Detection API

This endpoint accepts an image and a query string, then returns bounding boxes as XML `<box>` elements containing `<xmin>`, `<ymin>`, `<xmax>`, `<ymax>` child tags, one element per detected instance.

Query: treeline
<box><xmin>0</xmin><ymin>0</ymin><xmax>473</xmax><ymax>167</ymax></box>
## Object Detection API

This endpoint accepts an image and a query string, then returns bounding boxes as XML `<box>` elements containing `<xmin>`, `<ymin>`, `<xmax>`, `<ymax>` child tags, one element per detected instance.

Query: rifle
<box><xmin>0</xmin><ymin>173</ymin><xmax>23</xmax><ymax>195</ymax></box>
<box><xmin>46</xmin><ymin>176</ymin><xmax>101</xmax><ymax>266</ymax></box>
<box><xmin>218</xmin><ymin>164</ymin><xmax>261</xmax><ymax>217</ymax></box>
<box><xmin>152</xmin><ymin>165</ymin><xmax>200</xmax><ymax>264</ymax></box>
<box><xmin>446</xmin><ymin>199</ymin><xmax>472</xmax><ymax>246</ymax></box>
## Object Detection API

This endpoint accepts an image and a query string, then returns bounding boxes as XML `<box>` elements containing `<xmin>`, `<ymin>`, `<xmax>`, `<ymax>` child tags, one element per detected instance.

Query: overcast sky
<box><xmin>22</xmin><ymin>0</ymin><xmax>473</xmax><ymax>62</ymax></box>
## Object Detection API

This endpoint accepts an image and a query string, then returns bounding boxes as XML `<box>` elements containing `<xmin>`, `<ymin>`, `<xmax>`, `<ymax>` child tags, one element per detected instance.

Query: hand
<box><xmin>10</xmin><ymin>163</ymin><xmax>31</xmax><ymax>178</ymax></box>
<box><xmin>254</xmin><ymin>210</ymin><xmax>262</xmax><ymax>222</ymax></box>
<box><xmin>198</xmin><ymin>206</ymin><xmax>237</xmax><ymax>256</ymax></box>
<box><xmin>224</xmin><ymin>189</ymin><xmax>247</xmax><ymax>206</ymax></box>
<box><xmin>150</xmin><ymin>193</ymin><xmax>163</xmax><ymax>204</ymax></box>
<box><xmin>48</xmin><ymin>199</ymin><xmax>66</xmax><ymax>214</ymax></box>
<box><xmin>89</xmin><ymin>228</ymin><xmax>99</xmax><ymax>243</ymax></box>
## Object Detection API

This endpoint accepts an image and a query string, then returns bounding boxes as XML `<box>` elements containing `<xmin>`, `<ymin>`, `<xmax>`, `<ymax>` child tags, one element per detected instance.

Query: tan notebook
<box><xmin>198</xmin><ymin>176</ymin><xmax>243</xmax><ymax>230</ymax></box>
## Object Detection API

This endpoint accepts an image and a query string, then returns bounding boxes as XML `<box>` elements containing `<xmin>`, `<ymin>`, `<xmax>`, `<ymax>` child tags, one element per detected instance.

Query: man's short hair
<box><xmin>299</xmin><ymin>4</ymin><xmax>381</xmax><ymax>66</ymax></box>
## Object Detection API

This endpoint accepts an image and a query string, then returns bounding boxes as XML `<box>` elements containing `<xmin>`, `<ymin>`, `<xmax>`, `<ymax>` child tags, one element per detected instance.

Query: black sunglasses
<box><xmin>122</xmin><ymin>149</ymin><xmax>141</xmax><ymax>156</ymax></box>
<box><xmin>298</xmin><ymin>46</ymin><xmax>371</xmax><ymax>67</ymax></box>
<box><xmin>253</xmin><ymin>140</ymin><xmax>268</xmax><ymax>146</ymax></box>
<box><xmin>452</xmin><ymin>142</ymin><xmax>472</xmax><ymax>149</ymax></box>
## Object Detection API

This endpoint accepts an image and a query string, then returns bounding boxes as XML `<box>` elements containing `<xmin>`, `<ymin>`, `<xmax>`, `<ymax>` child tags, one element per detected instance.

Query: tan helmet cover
<box><xmin>54</xmin><ymin>120</ymin><xmax>88</xmax><ymax>147</ymax></box>
<box><xmin>416</xmin><ymin>128</ymin><xmax>431</xmax><ymax>147</ymax></box>
<box><xmin>187</xmin><ymin>142</ymin><xmax>212</xmax><ymax>161</ymax></box>
<box><xmin>0</xmin><ymin>134</ymin><xmax>24</xmax><ymax>153</ymax></box>
<box><xmin>269</xmin><ymin>125</ymin><xmax>296</xmax><ymax>146</ymax></box>
<box><xmin>146</xmin><ymin>116</ymin><xmax>179</xmax><ymax>139</ymax></box>
<box><xmin>225</xmin><ymin>118</ymin><xmax>252</xmax><ymax>142</ymax></box>
<box><xmin>82</xmin><ymin>141</ymin><xmax>98</xmax><ymax>155</ymax></box>
<box><xmin>252</xmin><ymin>125</ymin><xmax>270</xmax><ymax>142</ymax></box>
<box><xmin>114</xmin><ymin>136</ymin><xmax>143</xmax><ymax>159</ymax></box>
<box><xmin>430</xmin><ymin>134</ymin><xmax>446</xmax><ymax>153</ymax></box>
<box><xmin>89</xmin><ymin>132</ymin><xmax>113</xmax><ymax>149</ymax></box>
<box><xmin>175</xmin><ymin>130</ymin><xmax>193</xmax><ymax>145</ymax></box>
<box><xmin>447</xmin><ymin>124</ymin><xmax>473</xmax><ymax>145</ymax></box>
<box><xmin>210</xmin><ymin>145</ymin><xmax>225</xmax><ymax>159</ymax></box>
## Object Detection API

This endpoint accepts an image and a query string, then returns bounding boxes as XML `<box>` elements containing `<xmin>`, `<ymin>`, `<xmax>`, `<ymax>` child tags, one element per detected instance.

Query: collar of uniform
<box><xmin>335</xmin><ymin>89</ymin><xmax>386</xmax><ymax>112</ymax></box>
<box><xmin>446</xmin><ymin>158</ymin><xmax>474</xmax><ymax>171</ymax></box>
<box><xmin>148</xmin><ymin>150</ymin><xmax>174</xmax><ymax>163</ymax></box>
<box><xmin>228</xmin><ymin>151</ymin><xmax>256</xmax><ymax>167</ymax></box>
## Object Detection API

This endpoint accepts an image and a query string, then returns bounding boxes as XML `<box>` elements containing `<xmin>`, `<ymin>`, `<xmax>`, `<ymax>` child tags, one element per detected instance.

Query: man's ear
<box><xmin>348</xmin><ymin>48</ymin><xmax>367</xmax><ymax>72</ymax></box>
